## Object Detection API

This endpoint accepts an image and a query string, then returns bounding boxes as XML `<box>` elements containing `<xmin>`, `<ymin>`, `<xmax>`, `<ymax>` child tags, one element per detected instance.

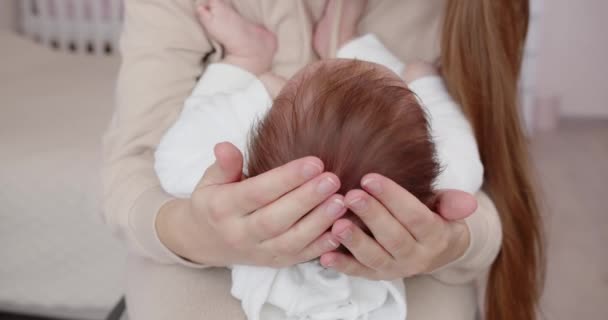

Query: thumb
<box><xmin>196</xmin><ymin>142</ymin><xmax>244</xmax><ymax>189</ymax></box>
<box><xmin>432</xmin><ymin>189</ymin><xmax>478</xmax><ymax>221</ymax></box>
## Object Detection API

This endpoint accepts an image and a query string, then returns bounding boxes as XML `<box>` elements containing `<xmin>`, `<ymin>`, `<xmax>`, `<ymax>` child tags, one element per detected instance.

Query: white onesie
<box><xmin>155</xmin><ymin>34</ymin><xmax>483</xmax><ymax>320</ymax></box>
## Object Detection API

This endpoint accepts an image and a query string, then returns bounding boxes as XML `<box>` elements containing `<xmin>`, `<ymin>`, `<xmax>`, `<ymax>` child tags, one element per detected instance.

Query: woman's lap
<box><xmin>126</xmin><ymin>254</ymin><xmax>478</xmax><ymax>320</ymax></box>
<box><xmin>126</xmin><ymin>255</ymin><xmax>245</xmax><ymax>320</ymax></box>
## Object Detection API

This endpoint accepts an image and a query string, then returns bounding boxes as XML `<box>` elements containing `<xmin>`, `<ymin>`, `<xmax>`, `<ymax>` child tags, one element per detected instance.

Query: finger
<box><xmin>344</xmin><ymin>189</ymin><xmax>415</xmax><ymax>258</ymax></box>
<box><xmin>331</xmin><ymin>219</ymin><xmax>394</xmax><ymax>272</ymax></box>
<box><xmin>292</xmin><ymin>232</ymin><xmax>341</xmax><ymax>264</ymax></box>
<box><xmin>432</xmin><ymin>189</ymin><xmax>477</xmax><ymax>221</ymax></box>
<box><xmin>248</xmin><ymin>173</ymin><xmax>341</xmax><ymax>240</ymax></box>
<box><xmin>361</xmin><ymin>173</ymin><xmax>439</xmax><ymax>242</ymax></box>
<box><xmin>215</xmin><ymin>156</ymin><xmax>325</xmax><ymax>214</ymax></box>
<box><xmin>320</xmin><ymin>252</ymin><xmax>380</xmax><ymax>280</ymax></box>
<box><xmin>262</xmin><ymin>194</ymin><xmax>347</xmax><ymax>253</ymax></box>
<box><xmin>197</xmin><ymin>142</ymin><xmax>244</xmax><ymax>188</ymax></box>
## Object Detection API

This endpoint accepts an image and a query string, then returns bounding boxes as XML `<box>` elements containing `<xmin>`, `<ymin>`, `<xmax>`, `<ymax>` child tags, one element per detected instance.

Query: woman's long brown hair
<box><xmin>441</xmin><ymin>0</ymin><xmax>545</xmax><ymax>319</ymax></box>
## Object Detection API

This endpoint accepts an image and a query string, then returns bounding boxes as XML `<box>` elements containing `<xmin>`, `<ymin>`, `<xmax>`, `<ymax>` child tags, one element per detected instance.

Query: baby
<box><xmin>155</xmin><ymin>0</ymin><xmax>482</xmax><ymax>319</ymax></box>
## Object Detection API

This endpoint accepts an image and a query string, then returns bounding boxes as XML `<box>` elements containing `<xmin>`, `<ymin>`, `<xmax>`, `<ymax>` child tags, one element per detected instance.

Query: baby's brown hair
<box><xmin>246</xmin><ymin>59</ymin><xmax>439</xmax><ymax>208</ymax></box>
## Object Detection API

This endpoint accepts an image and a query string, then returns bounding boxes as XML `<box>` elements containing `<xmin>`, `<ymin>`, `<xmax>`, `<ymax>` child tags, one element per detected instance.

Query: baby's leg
<box><xmin>197</xmin><ymin>0</ymin><xmax>276</xmax><ymax>76</ymax></box>
<box><xmin>197</xmin><ymin>0</ymin><xmax>285</xmax><ymax>96</ymax></box>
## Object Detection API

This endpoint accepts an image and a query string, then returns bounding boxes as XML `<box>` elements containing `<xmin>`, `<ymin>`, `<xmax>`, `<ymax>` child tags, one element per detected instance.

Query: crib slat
<box><xmin>19</xmin><ymin>0</ymin><xmax>33</xmax><ymax>38</ymax></box>
<box><xmin>110</xmin><ymin>0</ymin><xmax>123</xmax><ymax>53</ymax></box>
<box><xmin>72</xmin><ymin>0</ymin><xmax>87</xmax><ymax>53</ymax></box>
<box><xmin>37</xmin><ymin>0</ymin><xmax>53</xmax><ymax>46</ymax></box>
<box><xmin>55</xmin><ymin>0</ymin><xmax>69</xmax><ymax>50</ymax></box>
<box><xmin>88</xmin><ymin>0</ymin><xmax>98</xmax><ymax>54</ymax></box>
<box><xmin>18</xmin><ymin>0</ymin><xmax>123</xmax><ymax>56</ymax></box>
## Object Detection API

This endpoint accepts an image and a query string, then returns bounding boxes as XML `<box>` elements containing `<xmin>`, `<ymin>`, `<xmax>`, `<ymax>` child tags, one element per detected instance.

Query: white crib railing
<box><xmin>19</xmin><ymin>0</ymin><xmax>123</xmax><ymax>55</ymax></box>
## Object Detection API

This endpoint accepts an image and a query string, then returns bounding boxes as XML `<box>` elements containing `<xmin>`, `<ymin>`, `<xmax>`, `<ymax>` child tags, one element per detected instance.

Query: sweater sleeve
<box><xmin>154</xmin><ymin>63</ymin><xmax>272</xmax><ymax>198</ymax></box>
<box><xmin>101</xmin><ymin>0</ymin><xmax>217</xmax><ymax>266</ymax></box>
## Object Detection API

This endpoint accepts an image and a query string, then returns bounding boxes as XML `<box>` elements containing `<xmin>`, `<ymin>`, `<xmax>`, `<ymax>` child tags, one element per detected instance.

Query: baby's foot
<box><xmin>313</xmin><ymin>0</ymin><xmax>368</xmax><ymax>59</ymax></box>
<box><xmin>198</xmin><ymin>0</ymin><xmax>277</xmax><ymax>75</ymax></box>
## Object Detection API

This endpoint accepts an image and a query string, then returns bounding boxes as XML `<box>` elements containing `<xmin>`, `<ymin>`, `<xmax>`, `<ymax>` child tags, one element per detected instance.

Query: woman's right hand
<box><xmin>156</xmin><ymin>142</ymin><xmax>346</xmax><ymax>267</ymax></box>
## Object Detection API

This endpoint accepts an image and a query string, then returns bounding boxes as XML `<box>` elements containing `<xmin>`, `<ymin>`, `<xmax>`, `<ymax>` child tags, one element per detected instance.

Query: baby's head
<box><xmin>247</xmin><ymin>59</ymin><xmax>439</xmax><ymax>209</ymax></box>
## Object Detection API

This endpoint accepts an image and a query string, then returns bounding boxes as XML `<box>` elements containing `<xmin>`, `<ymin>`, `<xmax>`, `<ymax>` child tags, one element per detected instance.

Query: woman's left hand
<box><xmin>319</xmin><ymin>173</ymin><xmax>477</xmax><ymax>280</ymax></box>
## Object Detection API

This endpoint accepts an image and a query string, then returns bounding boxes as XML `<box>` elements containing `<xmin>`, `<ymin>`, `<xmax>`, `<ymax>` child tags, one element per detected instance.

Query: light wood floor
<box><xmin>531</xmin><ymin>119</ymin><xmax>608</xmax><ymax>320</ymax></box>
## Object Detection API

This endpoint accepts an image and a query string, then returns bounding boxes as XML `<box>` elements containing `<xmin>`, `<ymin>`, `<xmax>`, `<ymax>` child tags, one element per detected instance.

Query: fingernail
<box><xmin>337</xmin><ymin>229</ymin><xmax>352</xmax><ymax>243</ymax></box>
<box><xmin>362</xmin><ymin>178</ymin><xmax>382</xmax><ymax>194</ymax></box>
<box><xmin>317</xmin><ymin>177</ymin><xmax>338</xmax><ymax>194</ymax></box>
<box><xmin>347</xmin><ymin>197</ymin><xmax>368</xmax><ymax>212</ymax></box>
<box><xmin>301</xmin><ymin>161</ymin><xmax>323</xmax><ymax>179</ymax></box>
<box><xmin>325</xmin><ymin>198</ymin><xmax>345</xmax><ymax>218</ymax></box>
<box><xmin>326</xmin><ymin>238</ymin><xmax>339</xmax><ymax>250</ymax></box>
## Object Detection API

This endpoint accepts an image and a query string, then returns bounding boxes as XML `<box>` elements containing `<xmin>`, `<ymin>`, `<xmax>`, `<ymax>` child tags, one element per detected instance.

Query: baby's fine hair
<box><xmin>247</xmin><ymin>60</ymin><xmax>439</xmax><ymax>208</ymax></box>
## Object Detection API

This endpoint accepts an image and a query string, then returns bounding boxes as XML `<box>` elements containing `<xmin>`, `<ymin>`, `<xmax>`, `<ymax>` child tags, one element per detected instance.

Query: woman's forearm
<box><xmin>102</xmin><ymin>0</ymin><xmax>216</xmax><ymax>264</ymax></box>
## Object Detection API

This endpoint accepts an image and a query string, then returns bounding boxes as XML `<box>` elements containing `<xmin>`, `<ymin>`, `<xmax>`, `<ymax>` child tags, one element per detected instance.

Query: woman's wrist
<box><xmin>156</xmin><ymin>198</ymin><xmax>209</xmax><ymax>264</ymax></box>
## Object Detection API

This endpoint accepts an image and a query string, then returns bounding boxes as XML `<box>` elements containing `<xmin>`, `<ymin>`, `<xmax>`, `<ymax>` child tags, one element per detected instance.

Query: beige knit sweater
<box><xmin>102</xmin><ymin>0</ymin><xmax>502</xmax><ymax>318</ymax></box>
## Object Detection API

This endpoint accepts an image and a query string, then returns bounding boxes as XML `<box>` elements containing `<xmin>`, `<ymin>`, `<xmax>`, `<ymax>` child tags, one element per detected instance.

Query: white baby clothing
<box><xmin>154</xmin><ymin>34</ymin><xmax>483</xmax><ymax>320</ymax></box>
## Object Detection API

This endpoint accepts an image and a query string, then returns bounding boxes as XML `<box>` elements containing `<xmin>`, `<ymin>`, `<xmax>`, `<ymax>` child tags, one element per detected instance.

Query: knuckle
<box><xmin>224</xmin><ymin>230</ymin><xmax>246</xmax><ymax>250</ymax></box>
<box><xmin>269</xmin><ymin>256</ymin><xmax>285</xmax><ymax>268</ymax></box>
<box><xmin>274</xmin><ymin>239</ymin><xmax>300</xmax><ymax>256</ymax></box>
<box><xmin>404</xmin><ymin>213</ymin><xmax>428</xmax><ymax>230</ymax></box>
<box><xmin>368</xmin><ymin>254</ymin><xmax>390</xmax><ymax>270</ymax></box>
<box><xmin>253</xmin><ymin>215</ymin><xmax>282</xmax><ymax>239</ymax></box>
<box><xmin>396</xmin><ymin>241</ymin><xmax>417</xmax><ymax>258</ymax></box>
<box><xmin>294</xmin><ymin>197</ymin><xmax>315</xmax><ymax>216</ymax></box>
<box><xmin>383</xmin><ymin>236</ymin><xmax>406</xmax><ymax>254</ymax></box>
<box><xmin>435</xmin><ymin>234</ymin><xmax>450</xmax><ymax>252</ymax></box>
<box><xmin>207</xmin><ymin>195</ymin><xmax>228</xmax><ymax>222</ymax></box>
<box><xmin>247</xmin><ymin>187</ymin><xmax>273</xmax><ymax>207</ymax></box>
<box><xmin>279</xmin><ymin>170</ymin><xmax>298</xmax><ymax>189</ymax></box>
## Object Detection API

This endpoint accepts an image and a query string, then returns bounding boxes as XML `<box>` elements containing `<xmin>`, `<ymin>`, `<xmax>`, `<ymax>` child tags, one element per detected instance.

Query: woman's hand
<box><xmin>319</xmin><ymin>173</ymin><xmax>477</xmax><ymax>280</ymax></box>
<box><xmin>157</xmin><ymin>142</ymin><xmax>346</xmax><ymax>267</ymax></box>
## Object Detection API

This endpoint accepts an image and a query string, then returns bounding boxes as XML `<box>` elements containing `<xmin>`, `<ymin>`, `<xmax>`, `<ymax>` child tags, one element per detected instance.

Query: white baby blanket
<box><xmin>231</xmin><ymin>262</ymin><xmax>406</xmax><ymax>320</ymax></box>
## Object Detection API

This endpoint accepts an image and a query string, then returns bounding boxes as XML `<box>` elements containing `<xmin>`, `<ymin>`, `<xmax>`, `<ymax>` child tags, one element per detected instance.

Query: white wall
<box><xmin>536</xmin><ymin>0</ymin><xmax>608</xmax><ymax>118</ymax></box>
<box><xmin>0</xmin><ymin>0</ymin><xmax>18</xmax><ymax>31</ymax></box>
